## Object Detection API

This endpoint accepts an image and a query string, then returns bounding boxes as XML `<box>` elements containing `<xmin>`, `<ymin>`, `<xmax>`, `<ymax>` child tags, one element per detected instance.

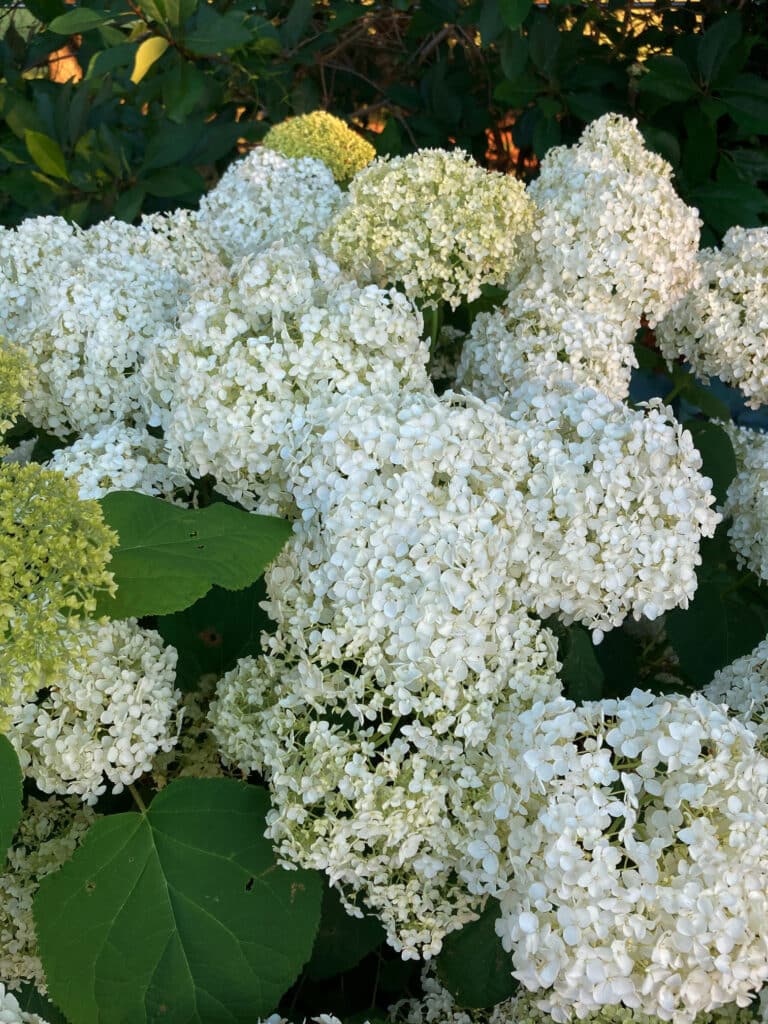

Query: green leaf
<box><xmin>528</xmin><ymin>14</ymin><xmax>559</xmax><ymax>76</ymax></box>
<box><xmin>499</xmin><ymin>0</ymin><xmax>532</xmax><ymax>31</ymax></box>
<box><xmin>697</xmin><ymin>13</ymin><xmax>742</xmax><ymax>86</ymax></box>
<box><xmin>95</xmin><ymin>491</ymin><xmax>292</xmax><ymax>619</ymax></box>
<box><xmin>157</xmin><ymin>580</ymin><xmax>272</xmax><ymax>691</ymax></box>
<box><xmin>638</xmin><ymin>56</ymin><xmax>698</xmax><ymax>102</ymax></box>
<box><xmin>683</xmin><ymin>382</ymin><xmax>730</xmax><ymax>422</ymax></box>
<box><xmin>24</xmin><ymin>130</ymin><xmax>68</xmax><ymax>181</ymax></box>
<box><xmin>305</xmin><ymin>885</ymin><xmax>385</xmax><ymax>981</ymax></box>
<box><xmin>499</xmin><ymin>31</ymin><xmax>527</xmax><ymax>79</ymax></box>
<box><xmin>140</xmin><ymin>166</ymin><xmax>205</xmax><ymax>197</ymax></box>
<box><xmin>685</xmin><ymin>420</ymin><xmax>736</xmax><ymax>506</ymax></box>
<box><xmin>49</xmin><ymin>9</ymin><xmax>114</xmax><ymax>33</ymax></box>
<box><xmin>185</xmin><ymin>7</ymin><xmax>253</xmax><ymax>56</ymax></box>
<box><xmin>153</xmin><ymin>0</ymin><xmax>198</xmax><ymax>28</ymax></box>
<box><xmin>130</xmin><ymin>35</ymin><xmax>170</xmax><ymax>84</ymax></box>
<box><xmin>22</xmin><ymin>0</ymin><xmax>67</xmax><ymax>23</ymax></box>
<box><xmin>666</xmin><ymin>576</ymin><xmax>765</xmax><ymax>684</ymax></box>
<box><xmin>561</xmin><ymin>625</ymin><xmax>604</xmax><ymax>702</ymax></box>
<box><xmin>436</xmin><ymin>902</ymin><xmax>516</xmax><ymax>1008</ymax></box>
<box><xmin>35</xmin><ymin>780</ymin><xmax>322</xmax><ymax>1024</ymax></box>
<box><xmin>0</xmin><ymin>737</ymin><xmax>23</xmax><ymax>868</ymax></box>
<box><xmin>280</xmin><ymin>0</ymin><xmax>313</xmax><ymax>49</ymax></box>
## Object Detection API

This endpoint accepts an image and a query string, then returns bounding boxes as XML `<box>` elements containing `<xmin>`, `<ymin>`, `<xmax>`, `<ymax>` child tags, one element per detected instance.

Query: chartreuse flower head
<box><xmin>0</xmin><ymin>339</ymin><xmax>33</xmax><ymax>455</ymax></box>
<box><xmin>0</xmin><ymin>463</ymin><xmax>116</xmax><ymax>718</ymax></box>
<box><xmin>263</xmin><ymin>111</ymin><xmax>376</xmax><ymax>184</ymax></box>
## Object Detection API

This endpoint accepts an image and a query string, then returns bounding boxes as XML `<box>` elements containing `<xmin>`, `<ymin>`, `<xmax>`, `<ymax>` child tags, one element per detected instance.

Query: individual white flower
<box><xmin>9</xmin><ymin>619</ymin><xmax>181</xmax><ymax>805</ymax></box>
<box><xmin>486</xmin><ymin>690</ymin><xmax>768</xmax><ymax>1023</ymax></box>
<box><xmin>657</xmin><ymin>228</ymin><xmax>768</xmax><ymax>410</ymax></box>
<box><xmin>47</xmin><ymin>424</ymin><xmax>192</xmax><ymax>501</ymax></box>
<box><xmin>324</xmin><ymin>148</ymin><xmax>535</xmax><ymax>308</ymax></box>
<box><xmin>705</xmin><ymin>636</ymin><xmax>768</xmax><ymax>755</ymax></box>
<box><xmin>196</xmin><ymin>147</ymin><xmax>341</xmax><ymax>264</ymax></box>
<box><xmin>721</xmin><ymin>423</ymin><xmax>768</xmax><ymax>580</ymax></box>
<box><xmin>457</xmin><ymin>263</ymin><xmax>639</xmax><ymax>402</ymax></box>
<box><xmin>498</xmin><ymin>379</ymin><xmax>720</xmax><ymax>638</ymax></box>
<box><xmin>146</xmin><ymin>245</ymin><xmax>429</xmax><ymax>515</ymax></box>
<box><xmin>209</xmin><ymin>602</ymin><xmax>561</xmax><ymax>959</ymax></box>
<box><xmin>0</xmin><ymin>797</ymin><xmax>94</xmax><ymax>993</ymax></box>
<box><xmin>528</xmin><ymin>113</ymin><xmax>701</xmax><ymax>327</ymax></box>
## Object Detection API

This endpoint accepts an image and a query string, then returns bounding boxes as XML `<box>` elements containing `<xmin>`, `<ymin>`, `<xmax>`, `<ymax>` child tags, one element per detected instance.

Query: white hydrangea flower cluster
<box><xmin>0</xmin><ymin>796</ymin><xmax>94</xmax><ymax>992</ymax></box>
<box><xmin>323</xmin><ymin>148</ymin><xmax>535</xmax><ymax>308</ymax></box>
<box><xmin>146</xmin><ymin>245</ymin><xmax>429</xmax><ymax>514</ymax></box>
<box><xmin>209</xmin><ymin>603</ymin><xmax>560</xmax><ymax>959</ymax></box>
<box><xmin>460</xmin><ymin>114</ymin><xmax>700</xmax><ymax>403</ymax></box>
<box><xmin>721</xmin><ymin>423</ymin><xmax>768</xmax><ymax>581</ymax></box>
<box><xmin>0</xmin><ymin>217</ymin><xmax>86</xmax><ymax>347</ymax></box>
<box><xmin>2</xmin><ymin>218</ymin><xmax>189</xmax><ymax>438</ymax></box>
<box><xmin>498</xmin><ymin>380</ymin><xmax>720</xmax><ymax>639</ymax></box>
<box><xmin>196</xmin><ymin>147</ymin><xmax>341</xmax><ymax>264</ymax></box>
<box><xmin>485</xmin><ymin>691</ymin><xmax>768</xmax><ymax>1023</ymax></box>
<box><xmin>528</xmin><ymin>114</ymin><xmax>700</xmax><ymax>329</ymax></box>
<box><xmin>9</xmin><ymin>619</ymin><xmax>181</xmax><ymax>805</ymax></box>
<box><xmin>705</xmin><ymin>637</ymin><xmax>768</xmax><ymax>754</ymax></box>
<box><xmin>0</xmin><ymin>985</ymin><xmax>48</xmax><ymax>1024</ymax></box>
<box><xmin>657</xmin><ymin>228</ymin><xmax>768</xmax><ymax>410</ymax></box>
<box><xmin>457</xmin><ymin>264</ymin><xmax>639</xmax><ymax>402</ymax></box>
<box><xmin>392</xmin><ymin>969</ymin><xmax>759</xmax><ymax>1024</ymax></box>
<box><xmin>46</xmin><ymin>424</ymin><xmax>192</xmax><ymax>501</ymax></box>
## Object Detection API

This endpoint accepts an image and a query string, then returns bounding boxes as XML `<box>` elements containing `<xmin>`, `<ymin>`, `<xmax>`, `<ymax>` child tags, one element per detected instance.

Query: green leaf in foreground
<box><xmin>35</xmin><ymin>779</ymin><xmax>322</xmax><ymax>1024</ymax></box>
<box><xmin>0</xmin><ymin>737</ymin><xmax>23</xmax><ymax>867</ymax></box>
<box><xmin>435</xmin><ymin>901</ymin><xmax>517</xmax><ymax>1008</ymax></box>
<box><xmin>95</xmin><ymin>491</ymin><xmax>292</xmax><ymax>619</ymax></box>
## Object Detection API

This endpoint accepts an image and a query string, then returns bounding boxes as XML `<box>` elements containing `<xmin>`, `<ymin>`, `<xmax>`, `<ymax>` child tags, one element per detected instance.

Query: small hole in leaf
<box><xmin>245</xmin><ymin>877</ymin><xmax>255</xmax><ymax>892</ymax></box>
<box><xmin>86</xmin><ymin>881</ymin><xmax>96</xmax><ymax>891</ymax></box>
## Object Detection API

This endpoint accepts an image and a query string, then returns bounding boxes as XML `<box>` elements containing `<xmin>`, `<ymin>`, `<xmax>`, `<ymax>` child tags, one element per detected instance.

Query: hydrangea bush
<box><xmin>2</xmin><ymin>111</ymin><xmax>768</xmax><ymax>1024</ymax></box>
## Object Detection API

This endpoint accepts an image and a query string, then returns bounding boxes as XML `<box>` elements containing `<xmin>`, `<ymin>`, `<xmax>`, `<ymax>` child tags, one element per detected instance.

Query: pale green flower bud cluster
<box><xmin>0</xmin><ymin>463</ymin><xmax>116</xmax><ymax>714</ymax></box>
<box><xmin>0</xmin><ymin>796</ymin><xmax>94</xmax><ymax>993</ymax></box>
<box><xmin>264</xmin><ymin>110</ymin><xmax>376</xmax><ymax>184</ymax></box>
<box><xmin>324</xmin><ymin>148</ymin><xmax>535</xmax><ymax>308</ymax></box>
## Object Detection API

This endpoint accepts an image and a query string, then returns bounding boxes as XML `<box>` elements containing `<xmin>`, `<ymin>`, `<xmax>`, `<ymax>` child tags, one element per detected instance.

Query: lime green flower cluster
<box><xmin>263</xmin><ymin>111</ymin><xmax>376</xmax><ymax>184</ymax></box>
<box><xmin>0</xmin><ymin>340</ymin><xmax>33</xmax><ymax>455</ymax></box>
<box><xmin>0</xmin><ymin>463</ymin><xmax>117</xmax><ymax>716</ymax></box>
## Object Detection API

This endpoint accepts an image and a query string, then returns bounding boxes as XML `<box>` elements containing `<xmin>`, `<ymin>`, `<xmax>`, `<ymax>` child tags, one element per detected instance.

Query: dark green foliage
<box><xmin>0</xmin><ymin>737</ymin><xmax>22</xmax><ymax>867</ymax></box>
<box><xmin>435</xmin><ymin>901</ymin><xmax>518</xmax><ymax>1008</ymax></box>
<box><xmin>1</xmin><ymin>1</ymin><xmax>765</xmax><ymax>237</ymax></box>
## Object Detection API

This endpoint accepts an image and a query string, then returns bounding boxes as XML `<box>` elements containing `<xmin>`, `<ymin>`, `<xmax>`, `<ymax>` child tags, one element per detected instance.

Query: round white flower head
<box><xmin>392</xmin><ymin>969</ymin><xmax>758</xmax><ymax>1024</ymax></box>
<box><xmin>457</xmin><ymin>263</ymin><xmax>639</xmax><ymax>402</ymax></box>
<box><xmin>0</xmin><ymin>983</ymin><xmax>48</xmax><ymax>1024</ymax></box>
<box><xmin>17</xmin><ymin>218</ymin><xmax>186</xmax><ymax>437</ymax></box>
<box><xmin>139</xmin><ymin>207</ymin><xmax>228</xmax><ymax>289</ymax></box>
<box><xmin>528</xmin><ymin>114</ymin><xmax>700</xmax><ymax>327</ymax></box>
<box><xmin>705</xmin><ymin>636</ymin><xmax>768</xmax><ymax>755</ymax></box>
<box><xmin>498</xmin><ymin>379</ymin><xmax>720</xmax><ymax>638</ymax></box>
<box><xmin>9</xmin><ymin>619</ymin><xmax>181</xmax><ymax>805</ymax></box>
<box><xmin>0</xmin><ymin>796</ymin><xmax>94</xmax><ymax>993</ymax></box>
<box><xmin>147</xmin><ymin>245</ymin><xmax>429</xmax><ymax>515</ymax></box>
<box><xmin>209</xmin><ymin>605</ymin><xmax>561</xmax><ymax>960</ymax></box>
<box><xmin>721</xmin><ymin>423</ymin><xmax>768</xmax><ymax>581</ymax></box>
<box><xmin>323</xmin><ymin>148</ymin><xmax>535</xmax><ymax>309</ymax></box>
<box><xmin>487</xmin><ymin>690</ymin><xmax>768</xmax><ymax>1023</ymax></box>
<box><xmin>47</xmin><ymin>425</ymin><xmax>192</xmax><ymax>501</ymax></box>
<box><xmin>657</xmin><ymin>228</ymin><xmax>768</xmax><ymax>410</ymax></box>
<box><xmin>196</xmin><ymin>147</ymin><xmax>341</xmax><ymax>264</ymax></box>
<box><xmin>0</xmin><ymin>217</ymin><xmax>86</xmax><ymax>347</ymax></box>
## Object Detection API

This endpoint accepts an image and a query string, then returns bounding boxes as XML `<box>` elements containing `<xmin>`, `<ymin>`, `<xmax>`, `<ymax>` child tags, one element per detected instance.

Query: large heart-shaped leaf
<box><xmin>35</xmin><ymin>780</ymin><xmax>322</xmax><ymax>1024</ymax></box>
<box><xmin>95</xmin><ymin>491</ymin><xmax>292</xmax><ymax>619</ymax></box>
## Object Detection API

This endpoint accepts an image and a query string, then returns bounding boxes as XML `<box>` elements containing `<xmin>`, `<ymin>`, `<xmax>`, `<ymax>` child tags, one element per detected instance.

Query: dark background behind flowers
<box><xmin>0</xmin><ymin>0</ymin><xmax>766</xmax><ymax>243</ymax></box>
